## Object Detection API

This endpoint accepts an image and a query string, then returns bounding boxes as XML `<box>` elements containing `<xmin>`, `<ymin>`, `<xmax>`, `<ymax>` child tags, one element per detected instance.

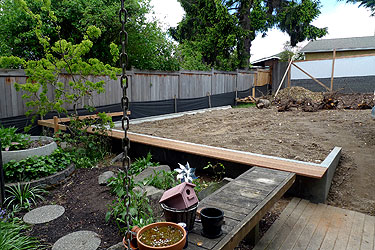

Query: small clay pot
<box><xmin>136</xmin><ymin>222</ymin><xmax>186</xmax><ymax>250</ymax></box>
<box><xmin>200</xmin><ymin>207</ymin><xmax>224</xmax><ymax>239</ymax></box>
<box><xmin>123</xmin><ymin>226</ymin><xmax>141</xmax><ymax>250</ymax></box>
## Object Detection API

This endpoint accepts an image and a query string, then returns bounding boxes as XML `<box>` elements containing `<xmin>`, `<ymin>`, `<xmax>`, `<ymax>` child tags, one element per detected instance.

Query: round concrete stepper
<box><xmin>52</xmin><ymin>231</ymin><xmax>101</xmax><ymax>250</ymax></box>
<box><xmin>23</xmin><ymin>205</ymin><xmax>65</xmax><ymax>224</ymax></box>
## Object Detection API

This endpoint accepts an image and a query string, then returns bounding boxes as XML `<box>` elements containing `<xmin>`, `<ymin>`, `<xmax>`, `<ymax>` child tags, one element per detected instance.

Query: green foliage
<box><xmin>3</xmin><ymin>148</ymin><xmax>72</xmax><ymax>183</ymax></box>
<box><xmin>192</xmin><ymin>178</ymin><xmax>210</xmax><ymax>194</ymax></box>
<box><xmin>129</xmin><ymin>152</ymin><xmax>160</xmax><ymax>176</ymax></box>
<box><xmin>143</xmin><ymin>170</ymin><xmax>178</xmax><ymax>190</ymax></box>
<box><xmin>0</xmin><ymin>56</ymin><xmax>25</xmax><ymax>69</ymax></box>
<box><xmin>340</xmin><ymin>0</ymin><xmax>375</xmax><ymax>15</ymax></box>
<box><xmin>233</xmin><ymin>103</ymin><xmax>256</xmax><ymax>108</ymax></box>
<box><xmin>277</xmin><ymin>0</ymin><xmax>327</xmax><ymax>46</ymax></box>
<box><xmin>106</xmin><ymin>170</ymin><xmax>154</xmax><ymax>232</ymax></box>
<box><xmin>55</xmin><ymin>114</ymin><xmax>113</xmax><ymax>169</ymax></box>
<box><xmin>0</xmin><ymin>0</ymin><xmax>179</xmax><ymax>70</ymax></box>
<box><xmin>0</xmin><ymin>0</ymin><xmax>119</xmax><ymax>129</ymax></box>
<box><xmin>0</xmin><ymin>218</ymin><xmax>43</xmax><ymax>250</ymax></box>
<box><xmin>172</xmin><ymin>0</ymin><xmax>240</xmax><ymax>70</ymax></box>
<box><xmin>4</xmin><ymin>184</ymin><xmax>46</xmax><ymax>212</ymax></box>
<box><xmin>0</xmin><ymin>126</ymin><xmax>31</xmax><ymax>151</ymax></box>
<box><xmin>203</xmin><ymin>162</ymin><xmax>226</xmax><ymax>181</ymax></box>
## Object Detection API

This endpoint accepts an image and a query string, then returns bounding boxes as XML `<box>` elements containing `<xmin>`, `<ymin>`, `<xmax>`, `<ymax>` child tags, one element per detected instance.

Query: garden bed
<box><xmin>126</xmin><ymin>107</ymin><xmax>375</xmax><ymax>215</ymax></box>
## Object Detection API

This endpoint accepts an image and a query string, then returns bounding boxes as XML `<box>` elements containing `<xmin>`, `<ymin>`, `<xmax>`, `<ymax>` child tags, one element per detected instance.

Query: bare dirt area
<box><xmin>129</xmin><ymin>106</ymin><xmax>375</xmax><ymax>215</ymax></box>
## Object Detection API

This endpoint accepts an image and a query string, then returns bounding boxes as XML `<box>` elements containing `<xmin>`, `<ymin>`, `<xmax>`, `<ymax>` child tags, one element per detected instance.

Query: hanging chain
<box><xmin>119</xmin><ymin>0</ymin><xmax>131</xmax><ymax>248</ymax></box>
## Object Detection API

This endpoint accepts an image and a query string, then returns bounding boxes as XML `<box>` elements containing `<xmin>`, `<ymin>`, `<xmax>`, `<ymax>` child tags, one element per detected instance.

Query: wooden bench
<box><xmin>186</xmin><ymin>167</ymin><xmax>296</xmax><ymax>250</ymax></box>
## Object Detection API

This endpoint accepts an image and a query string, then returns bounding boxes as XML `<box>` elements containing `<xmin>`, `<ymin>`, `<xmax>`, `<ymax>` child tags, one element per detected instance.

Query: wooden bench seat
<box><xmin>186</xmin><ymin>167</ymin><xmax>296</xmax><ymax>250</ymax></box>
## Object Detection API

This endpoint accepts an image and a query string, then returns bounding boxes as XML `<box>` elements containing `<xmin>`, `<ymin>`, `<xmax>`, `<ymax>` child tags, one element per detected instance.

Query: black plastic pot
<box><xmin>200</xmin><ymin>207</ymin><xmax>224</xmax><ymax>239</ymax></box>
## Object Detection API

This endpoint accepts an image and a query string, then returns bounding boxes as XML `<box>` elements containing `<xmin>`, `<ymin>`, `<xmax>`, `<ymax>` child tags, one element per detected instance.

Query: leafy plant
<box><xmin>143</xmin><ymin>170</ymin><xmax>178</xmax><ymax>190</ymax></box>
<box><xmin>4</xmin><ymin>184</ymin><xmax>46</xmax><ymax>212</ymax></box>
<box><xmin>203</xmin><ymin>162</ymin><xmax>226</xmax><ymax>181</ymax></box>
<box><xmin>55</xmin><ymin>113</ymin><xmax>113</xmax><ymax>168</ymax></box>
<box><xmin>0</xmin><ymin>126</ymin><xmax>30</xmax><ymax>151</ymax></box>
<box><xmin>4</xmin><ymin>148</ymin><xmax>72</xmax><ymax>183</ymax></box>
<box><xmin>129</xmin><ymin>152</ymin><xmax>160</xmax><ymax>176</ymax></box>
<box><xmin>0</xmin><ymin>218</ymin><xmax>43</xmax><ymax>250</ymax></box>
<box><xmin>192</xmin><ymin>178</ymin><xmax>210</xmax><ymax>194</ymax></box>
<box><xmin>106</xmin><ymin>170</ymin><xmax>154</xmax><ymax>232</ymax></box>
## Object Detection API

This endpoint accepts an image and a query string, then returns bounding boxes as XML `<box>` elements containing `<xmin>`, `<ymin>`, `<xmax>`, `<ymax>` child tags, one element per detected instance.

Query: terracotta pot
<box><xmin>136</xmin><ymin>222</ymin><xmax>186</xmax><ymax>250</ymax></box>
<box><xmin>123</xmin><ymin>226</ymin><xmax>141</xmax><ymax>250</ymax></box>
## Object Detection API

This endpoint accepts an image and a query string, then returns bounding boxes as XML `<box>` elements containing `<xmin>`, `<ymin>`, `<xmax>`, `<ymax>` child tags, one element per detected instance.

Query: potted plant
<box><xmin>136</xmin><ymin>222</ymin><xmax>186</xmax><ymax>250</ymax></box>
<box><xmin>1</xmin><ymin>126</ymin><xmax>57</xmax><ymax>164</ymax></box>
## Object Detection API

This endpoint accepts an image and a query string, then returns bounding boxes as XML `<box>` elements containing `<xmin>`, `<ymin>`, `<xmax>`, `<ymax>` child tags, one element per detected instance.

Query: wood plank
<box><xmin>201</xmin><ymin>198</ymin><xmax>253</xmax><ymax>215</ymax></box>
<box><xmin>253</xmin><ymin>198</ymin><xmax>301</xmax><ymax>250</ymax></box>
<box><xmin>317</xmin><ymin>206</ymin><xmax>344</xmax><ymax>250</ymax></box>
<box><xmin>346</xmin><ymin>211</ymin><xmax>366</xmax><ymax>250</ymax></box>
<box><xmin>120</xmin><ymin>132</ymin><xmax>326</xmax><ymax>178</ymax></box>
<box><xmin>0</xmin><ymin>76</ymin><xmax>7</xmax><ymax>118</ymax></box>
<box><xmin>332</xmin><ymin>209</ymin><xmax>355</xmax><ymax>250</ymax></box>
<box><xmin>305</xmin><ymin>204</ymin><xmax>336</xmax><ymax>250</ymax></box>
<box><xmin>213</xmin><ymin>172</ymin><xmax>295</xmax><ymax>250</ymax></box>
<box><xmin>360</xmin><ymin>214</ymin><xmax>375</xmax><ymax>250</ymax></box>
<box><xmin>292</xmin><ymin>203</ymin><xmax>328</xmax><ymax>250</ymax></box>
<box><xmin>279</xmin><ymin>201</ymin><xmax>317</xmax><ymax>250</ymax></box>
<box><xmin>266</xmin><ymin>199</ymin><xmax>309</xmax><ymax>249</ymax></box>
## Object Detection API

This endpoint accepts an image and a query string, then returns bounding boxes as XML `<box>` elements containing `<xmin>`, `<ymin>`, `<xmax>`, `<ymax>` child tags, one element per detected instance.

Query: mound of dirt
<box><xmin>276</xmin><ymin>86</ymin><xmax>324</xmax><ymax>103</ymax></box>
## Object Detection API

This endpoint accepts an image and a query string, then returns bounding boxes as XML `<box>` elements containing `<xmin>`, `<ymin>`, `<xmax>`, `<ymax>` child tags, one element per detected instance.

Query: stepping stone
<box><xmin>23</xmin><ymin>205</ymin><xmax>65</xmax><ymax>224</ymax></box>
<box><xmin>98</xmin><ymin>171</ymin><xmax>115</xmax><ymax>185</ymax></box>
<box><xmin>53</xmin><ymin>231</ymin><xmax>101</xmax><ymax>250</ymax></box>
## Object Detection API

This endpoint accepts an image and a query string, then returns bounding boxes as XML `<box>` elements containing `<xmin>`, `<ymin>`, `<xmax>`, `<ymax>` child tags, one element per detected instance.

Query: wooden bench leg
<box><xmin>245</xmin><ymin>222</ymin><xmax>260</xmax><ymax>245</ymax></box>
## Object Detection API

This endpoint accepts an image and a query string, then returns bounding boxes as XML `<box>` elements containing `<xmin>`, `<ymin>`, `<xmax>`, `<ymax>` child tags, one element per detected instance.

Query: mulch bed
<box><xmin>24</xmin><ymin>165</ymin><xmax>292</xmax><ymax>250</ymax></box>
<box><xmin>26</xmin><ymin>165</ymin><xmax>123</xmax><ymax>249</ymax></box>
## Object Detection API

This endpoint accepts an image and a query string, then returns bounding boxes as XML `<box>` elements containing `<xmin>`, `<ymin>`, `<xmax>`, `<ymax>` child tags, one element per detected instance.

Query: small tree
<box><xmin>0</xmin><ymin>0</ymin><xmax>119</xmax><ymax>130</ymax></box>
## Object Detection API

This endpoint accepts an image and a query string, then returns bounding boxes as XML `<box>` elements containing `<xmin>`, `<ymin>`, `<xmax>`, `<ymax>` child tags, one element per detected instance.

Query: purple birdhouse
<box><xmin>159</xmin><ymin>182</ymin><xmax>198</xmax><ymax>210</ymax></box>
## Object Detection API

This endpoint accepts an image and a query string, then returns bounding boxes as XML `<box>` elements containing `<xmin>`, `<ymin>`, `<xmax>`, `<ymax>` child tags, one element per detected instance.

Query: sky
<box><xmin>149</xmin><ymin>0</ymin><xmax>375</xmax><ymax>62</ymax></box>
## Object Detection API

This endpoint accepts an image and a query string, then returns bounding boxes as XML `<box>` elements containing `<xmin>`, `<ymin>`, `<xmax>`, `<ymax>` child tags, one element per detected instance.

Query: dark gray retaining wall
<box><xmin>5</xmin><ymin>164</ymin><xmax>75</xmax><ymax>188</ymax></box>
<box><xmin>291</xmin><ymin>75</ymin><xmax>375</xmax><ymax>93</ymax></box>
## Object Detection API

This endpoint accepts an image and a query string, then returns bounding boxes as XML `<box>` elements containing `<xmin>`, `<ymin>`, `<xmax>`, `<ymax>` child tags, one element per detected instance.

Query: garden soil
<box><xmin>26</xmin><ymin>165</ymin><xmax>123</xmax><ymax>249</ymax></box>
<box><xmin>129</xmin><ymin>107</ymin><xmax>375</xmax><ymax>215</ymax></box>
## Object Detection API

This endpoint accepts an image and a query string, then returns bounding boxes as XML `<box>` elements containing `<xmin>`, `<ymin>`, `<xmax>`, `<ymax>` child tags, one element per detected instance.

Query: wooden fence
<box><xmin>0</xmin><ymin>68</ymin><xmax>268</xmax><ymax>119</ymax></box>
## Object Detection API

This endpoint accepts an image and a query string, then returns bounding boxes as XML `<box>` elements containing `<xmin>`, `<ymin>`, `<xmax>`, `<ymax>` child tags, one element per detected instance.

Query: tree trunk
<box><xmin>237</xmin><ymin>0</ymin><xmax>252</xmax><ymax>69</ymax></box>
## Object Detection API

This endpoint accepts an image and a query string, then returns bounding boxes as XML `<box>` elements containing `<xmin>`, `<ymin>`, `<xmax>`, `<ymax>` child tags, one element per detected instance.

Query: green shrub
<box><xmin>143</xmin><ymin>170</ymin><xmax>178</xmax><ymax>190</ymax></box>
<box><xmin>0</xmin><ymin>126</ymin><xmax>30</xmax><ymax>151</ymax></box>
<box><xmin>130</xmin><ymin>152</ymin><xmax>160</xmax><ymax>176</ymax></box>
<box><xmin>106</xmin><ymin>170</ymin><xmax>154</xmax><ymax>232</ymax></box>
<box><xmin>0</xmin><ymin>218</ymin><xmax>42</xmax><ymax>250</ymax></box>
<box><xmin>3</xmin><ymin>148</ymin><xmax>72</xmax><ymax>183</ymax></box>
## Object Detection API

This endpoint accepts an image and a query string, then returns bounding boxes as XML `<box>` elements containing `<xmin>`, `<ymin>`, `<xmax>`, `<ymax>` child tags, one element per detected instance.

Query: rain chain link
<box><xmin>119</xmin><ymin>0</ymin><xmax>131</xmax><ymax>248</ymax></box>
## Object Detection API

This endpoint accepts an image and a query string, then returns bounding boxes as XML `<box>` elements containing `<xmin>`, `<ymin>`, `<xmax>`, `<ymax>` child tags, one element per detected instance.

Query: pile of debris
<box><xmin>274</xmin><ymin>87</ymin><xmax>375</xmax><ymax>112</ymax></box>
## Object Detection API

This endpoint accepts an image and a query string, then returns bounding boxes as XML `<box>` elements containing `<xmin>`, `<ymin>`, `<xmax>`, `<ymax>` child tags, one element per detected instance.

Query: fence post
<box><xmin>174</xmin><ymin>95</ymin><xmax>178</xmax><ymax>113</ymax></box>
<box><xmin>0</xmin><ymin>140</ymin><xmax>5</xmax><ymax>208</ymax></box>
<box><xmin>211</xmin><ymin>68</ymin><xmax>215</xmax><ymax>95</ymax></box>
<box><xmin>207</xmin><ymin>92</ymin><xmax>212</xmax><ymax>108</ymax></box>
<box><xmin>330</xmin><ymin>49</ymin><xmax>336</xmax><ymax>91</ymax></box>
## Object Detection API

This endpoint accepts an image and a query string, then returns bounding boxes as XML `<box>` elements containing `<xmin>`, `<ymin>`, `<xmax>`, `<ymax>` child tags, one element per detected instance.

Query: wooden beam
<box><xmin>292</xmin><ymin>63</ymin><xmax>330</xmax><ymax>91</ymax></box>
<box><xmin>106</xmin><ymin>130</ymin><xmax>326</xmax><ymax>179</ymax></box>
<box><xmin>330</xmin><ymin>49</ymin><xmax>336</xmax><ymax>91</ymax></box>
<box><xmin>287</xmin><ymin>62</ymin><xmax>291</xmax><ymax>88</ymax></box>
<box><xmin>275</xmin><ymin>59</ymin><xmax>293</xmax><ymax>98</ymax></box>
<box><xmin>38</xmin><ymin>120</ymin><xmax>67</xmax><ymax>131</ymax></box>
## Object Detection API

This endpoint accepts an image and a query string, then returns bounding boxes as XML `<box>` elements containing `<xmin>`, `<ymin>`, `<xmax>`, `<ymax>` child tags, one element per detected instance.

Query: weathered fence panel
<box><xmin>0</xmin><ymin>68</ymin><xmax>258</xmax><ymax>119</ymax></box>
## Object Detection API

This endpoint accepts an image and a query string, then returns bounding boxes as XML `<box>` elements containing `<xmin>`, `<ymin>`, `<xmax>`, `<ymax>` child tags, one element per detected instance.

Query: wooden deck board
<box><xmin>253</xmin><ymin>198</ymin><xmax>301</xmax><ymax>250</ymax></box>
<box><xmin>254</xmin><ymin>198</ymin><xmax>375</xmax><ymax>250</ymax></box>
<box><xmin>187</xmin><ymin>167</ymin><xmax>295</xmax><ymax>250</ymax></box>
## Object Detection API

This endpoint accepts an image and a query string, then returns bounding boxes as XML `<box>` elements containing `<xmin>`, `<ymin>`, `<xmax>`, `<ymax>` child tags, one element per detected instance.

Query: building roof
<box><xmin>251</xmin><ymin>53</ymin><xmax>281</xmax><ymax>65</ymax></box>
<box><xmin>301</xmin><ymin>36</ymin><xmax>375</xmax><ymax>53</ymax></box>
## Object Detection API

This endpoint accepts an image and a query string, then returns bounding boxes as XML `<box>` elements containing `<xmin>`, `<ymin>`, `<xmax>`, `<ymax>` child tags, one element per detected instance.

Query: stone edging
<box><xmin>2</xmin><ymin>136</ymin><xmax>57</xmax><ymax>164</ymax></box>
<box><xmin>5</xmin><ymin>164</ymin><xmax>75</xmax><ymax>188</ymax></box>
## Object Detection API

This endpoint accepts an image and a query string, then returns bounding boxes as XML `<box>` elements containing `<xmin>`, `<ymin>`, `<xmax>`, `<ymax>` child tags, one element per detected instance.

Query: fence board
<box><xmin>0</xmin><ymin>69</ymin><xmax>259</xmax><ymax>118</ymax></box>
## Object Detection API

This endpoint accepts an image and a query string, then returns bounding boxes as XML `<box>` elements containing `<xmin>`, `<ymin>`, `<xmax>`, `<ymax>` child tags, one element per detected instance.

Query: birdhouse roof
<box><xmin>159</xmin><ymin>182</ymin><xmax>196</xmax><ymax>203</ymax></box>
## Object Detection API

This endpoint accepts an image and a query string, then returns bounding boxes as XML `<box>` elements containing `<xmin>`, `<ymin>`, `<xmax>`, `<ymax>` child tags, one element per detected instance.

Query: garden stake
<box><xmin>0</xmin><ymin>140</ymin><xmax>5</xmax><ymax>207</ymax></box>
<box><xmin>119</xmin><ymin>0</ymin><xmax>131</xmax><ymax>248</ymax></box>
